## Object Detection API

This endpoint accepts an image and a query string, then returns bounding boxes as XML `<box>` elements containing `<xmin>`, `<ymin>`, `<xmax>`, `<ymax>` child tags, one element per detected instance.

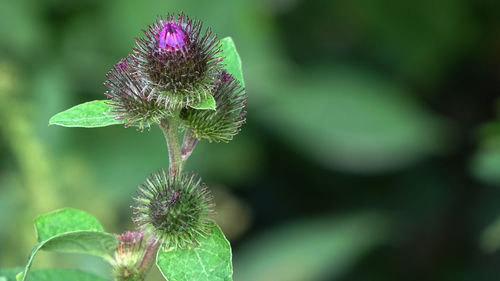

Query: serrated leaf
<box><xmin>156</xmin><ymin>223</ymin><xmax>233</xmax><ymax>281</ymax></box>
<box><xmin>14</xmin><ymin>269</ymin><xmax>109</xmax><ymax>281</ymax></box>
<box><xmin>20</xmin><ymin>209</ymin><xmax>118</xmax><ymax>281</ymax></box>
<box><xmin>189</xmin><ymin>94</ymin><xmax>216</xmax><ymax>110</ymax></box>
<box><xmin>48</xmin><ymin>100</ymin><xmax>124</xmax><ymax>128</ymax></box>
<box><xmin>219</xmin><ymin>37</ymin><xmax>245</xmax><ymax>88</ymax></box>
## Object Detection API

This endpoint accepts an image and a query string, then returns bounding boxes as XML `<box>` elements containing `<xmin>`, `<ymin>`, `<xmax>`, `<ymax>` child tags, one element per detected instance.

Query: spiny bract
<box><xmin>104</xmin><ymin>57</ymin><xmax>169</xmax><ymax>130</ymax></box>
<box><xmin>132</xmin><ymin>169</ymin><xmax>215</xmax><ymax>249</ymax></box>
<box><xmin>133</xmin><ymin>13</ymin><xmax>222</xmax><ymax>110</ymax></box>
<box><xmin>181</xmin><ymin>70</ymin><xmax>247</xmax><ymax>142</ymax></box>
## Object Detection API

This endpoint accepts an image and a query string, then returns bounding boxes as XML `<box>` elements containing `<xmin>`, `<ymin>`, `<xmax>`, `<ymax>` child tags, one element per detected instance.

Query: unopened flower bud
<box><xmin>158</xmin><ymin>21</ymin><xmax>186</xmax><ymax>51</ymax></box>
<box><xmin>133</xmin><ymin>13</ymin><xmax>222</xmax><ymax>110</ymax></box>
<box><xmin>181</xmin><ymin>70</ymin><xmax>247</xmax><ymax>142</ymax></box>
<box><xmin>132</xmin><ymin>169</ymin><xmax>215</xmax><ymax>249</ymax></box>
<box><xmin>111</xmin><ymin>231</ymin><xmax>146</xmax><ymax>281</ymax></box>
<box><xmin>104</xmin><ymin>57</ymin><xmax>168</xmax><ymax>130</ymax></box>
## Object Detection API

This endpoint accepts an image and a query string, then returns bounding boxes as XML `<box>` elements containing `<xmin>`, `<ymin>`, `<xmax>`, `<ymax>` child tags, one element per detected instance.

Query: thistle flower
<box><xmin>111</xmin><ymin>231</ymin><xmax>146</xmax><ymax>281</ymax></box>
<box><xmin>132</xmin><ymin>169</ymin><xmax>215</xmax><ymax>249</ymax></box>
<box><xmin>181</xmin><ymin>70</ymin><xmax>247</xmax><ymax>142</ymax></box>
<box><xmin>133</xmin><ymin>13</ymin><xmax>222</xmax><ymax>110</ymax></box>
<box><xmin>104</xmin><ymin>57</ymin><xmax>168</xmax><ymax>130</ymax></box>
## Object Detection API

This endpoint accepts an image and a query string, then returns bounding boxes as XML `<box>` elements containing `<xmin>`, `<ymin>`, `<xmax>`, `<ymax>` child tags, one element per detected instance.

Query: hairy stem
<box><xmin>134</xmin><ymin>117</ymin><xmax>186</xmax><ymax>280</ymax></box>
<box><xmin>181</xmin><ymin>129</ymin><xmax>198</xmax><ymax>162</ymax></box>
<box><xmin>159</xmin><ymin>117</ymin><xmax>183</xmax><ymax>175</ymax></box>
<box><xmin>137</xmin><ymin>238</ymin><xmax>160</xmax><ymax>278</ymax></box>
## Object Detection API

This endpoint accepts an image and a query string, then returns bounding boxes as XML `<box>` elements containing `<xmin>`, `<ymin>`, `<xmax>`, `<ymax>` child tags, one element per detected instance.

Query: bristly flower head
<box><xmin>133</xmin><ymin>13</ymin><xmax>222</xmax><ymax>110</ymax></box>
<box><xmin>181</xmin><ymin>70</ymin><xmax>247</xmax><ymax>142</ymax></box>
<box><xmin>132</xmin><ymin>169</ymin><xmax>215</xmax><ymax>249</ymax></box>
<box><xmin>111</xmin><ymin>231</ymin><xmax>146</xmax><ymax>281</ymax></box>
<box><xmin>104</xmin><ymin>57</ymin><xmax>168</xmax><ymax>130</ymax></box>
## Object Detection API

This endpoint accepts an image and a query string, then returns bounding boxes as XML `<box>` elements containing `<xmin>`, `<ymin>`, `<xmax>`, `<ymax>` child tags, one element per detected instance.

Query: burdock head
<box><xmin>181</xmin><ymin>70</ymin><xmax>247</xmax><ymax>142</ymax></box>
<box><xmin>104</xmin><ymin>57</ymin><xmax>168</xmax><ymax>130</ymax></box>
<box><xmin>132</xmin><ymin>169</ymin><xmax>215</xmax><ymax>248</ymax></box>
<box><xmin>133</xmin><ymin>13</ymin><xmax>222</xmax><ymax>110</ymax></box>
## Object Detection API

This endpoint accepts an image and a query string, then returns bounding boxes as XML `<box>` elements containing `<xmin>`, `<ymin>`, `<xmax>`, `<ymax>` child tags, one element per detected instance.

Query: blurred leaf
<box><xmin>329</xmin><ymin>0</ymin><xmax>476</xmax><ymax>84</ymax></box>
<box><xmin>471</xmin><ymin>123</ymin><xmax>500</xmax><ymax>186</ymax></box>
<box><xmin>480</xmin><ymin>214</ymin><xmax>500</xmax><ymax>253</ymax></box>
<box><xmin>219</xmin><ymin>37</ymin><xmax>245</xmax><ymax>87</ymax></box>
<box><xmin>49</xmin><ymin>100</ymin><xmax>124</xmax><ymax>128</ymax></box>
<box><xmin>0</xmin><ymin>268</ymin><xmax>21</xmax><ymax>281</ymax></box>
<box><xmin>234</xmin><ymin>212</ymin><xmax>389</xmax><ymax>281</ymax></box>
<box><xmin>190</xmin><ymin>94</ymin><xmax>216</xmax><ymax>110</ymax></box>
<box><xmin>20</xmin><ymin>209</ymin><xmax>117</xmax><ymax>281</ymax></box>
<box><xmin>12</xmin><ymin>269</ymin><xmax>109</xmax><ymax>281</ymax></box>
<box><xmin>471</xmin><ymin>147</ymin><xmax>500</xmax><ymax>186</ymax></box>
<box><xmin>258</xmin><ymin>66</ymin><xmax>446</xmax><ymax>173</ymax></box>
<box><xmin>156</xmin><ymin>223</ymin><xmax>233</xmax><ymax>281</ymax></box>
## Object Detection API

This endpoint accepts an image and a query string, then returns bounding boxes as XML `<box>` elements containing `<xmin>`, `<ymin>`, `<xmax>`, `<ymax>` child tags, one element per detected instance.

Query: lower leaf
<box><xmin>156</xmin><ymin>223</ymin><xmax>233</xmax><ymax>281</ymax></box>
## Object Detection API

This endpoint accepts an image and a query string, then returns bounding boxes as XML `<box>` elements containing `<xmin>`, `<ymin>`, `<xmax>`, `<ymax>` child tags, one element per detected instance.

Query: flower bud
<box><xmin>111</xmin><ymin>231</ymin><xmax>146</xmax><ymax>281</ymax></box>
<box><xmin>104</xmin><ymin>57</ymin><xmax>168</xmax><ymax>130</ymax></box>
<box><xmin>132</xmin><ymin>169</ymin><xmax>215</xmax><ymax>249</ymax></box>
<box><xmin>181</xmin><ymin>71</ymin><xmax>247</xmax><ymax>142</ymax></box>
<box><xmin>133</xmin><ymin>13</ymin><xmax>222</xmax><ymax>110</ymax></box>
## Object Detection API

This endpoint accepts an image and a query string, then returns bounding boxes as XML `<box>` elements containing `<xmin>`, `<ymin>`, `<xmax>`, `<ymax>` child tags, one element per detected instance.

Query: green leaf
<box><xmin>234</xmin><ymin>212</ymin><xmax>389</xmax><ymax>281</ymax></box>
<box><xmin>35</xmin><ymin>208</ymin><xmax>104</xmax><ymax>242</ymax></box>
<box><xmin>20</xmin><ymin>209</ymin><xmax>118</xmax><ymax>281</ymax></box>
<box><xmin>219</xmin><ymin>37</ymin><xmax>245</xmax><ymax>88</ymax></box>
<box><xmin>189</xmin><ymin>94</ymin><xmax>216</xmax><ymax>110</ymax></box>
<box><xmin>257</xmin><ymin>66</ymin><xmax>446</xmax><ymax>173</ymax></box>
<box><xmin>156</xmin><ymin>223</ymin><xmax>233</xmax><ymax>281</ymax></box>
<box><xmin>48</xmin><ymin>100</ymin><xmax>124</xmax><ymax>128</ymax></box>
<box><xmin>14</xmin><ymin>269</ymin><xmax>109</xmax><ymax>281</ymax></box>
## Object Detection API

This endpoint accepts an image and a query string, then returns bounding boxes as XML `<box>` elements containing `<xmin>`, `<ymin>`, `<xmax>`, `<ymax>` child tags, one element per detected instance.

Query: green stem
<box><xmin>136</xmin><ymin>238</ymin><xmax>160</xmax><ymax>279</ymax></box>
<box><xmin>159</xmin><ymin>117</ymin><xmax>183</xmax><ymax>175</ymax></box>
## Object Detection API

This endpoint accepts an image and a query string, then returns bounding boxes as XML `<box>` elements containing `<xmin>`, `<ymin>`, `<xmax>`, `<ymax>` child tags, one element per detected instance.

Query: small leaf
<box><xmin>219</xmin><ymin>37</ymin><xmax>245</xmax><ymax>88</ymax></box>
<box><xmin>49</xmin><ymin>100</ymin><xmax>124</xmax><ymax>128</ymax></box>
<box><xmin>156</xmin><ymin>223</ymin><xmax>233</xmax><ymax>281</ymax></box>
<box><xmin>189</xmin><ymin>94</ymin><xmax>216</xmax><ymax>110</ymax></box>
<box><xmin>15</xmin><ymin>269</ymin><xmax>109</xmax><ymax>281</ymax></box>
<box><xmin>20</xmin><ymin>209</ymin><xmax>118</xmax><ymax>281</ymax></box>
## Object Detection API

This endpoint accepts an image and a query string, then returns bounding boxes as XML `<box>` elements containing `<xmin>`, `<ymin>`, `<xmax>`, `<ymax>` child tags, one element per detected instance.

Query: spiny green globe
<box><xmin>133</xmin><ymin>169</ymin><xmax>215</xmax><ymax>248</ymax></box>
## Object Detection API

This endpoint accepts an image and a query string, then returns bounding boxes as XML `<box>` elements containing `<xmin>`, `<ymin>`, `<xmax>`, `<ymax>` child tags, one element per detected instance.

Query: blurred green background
<box><xmin>1</xmin><ymin>0</ymin><xmax>500</xmax><ymax>280</ymax></box>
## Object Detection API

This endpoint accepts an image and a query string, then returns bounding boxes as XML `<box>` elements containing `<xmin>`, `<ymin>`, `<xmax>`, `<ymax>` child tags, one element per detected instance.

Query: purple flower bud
<box><xmin>111</xmin><ymin>231</ymin><xmax>146</xmax><ymax>281</ymax></box>
<box><xmin>133</xmin><ymin>13</ymin><xmax>222</xmax><ymax>110</ymax></box>
<box><xmin>158</xmin><ymin>21</ymin><xmax>186</xmax><ymax>51</ymax></box>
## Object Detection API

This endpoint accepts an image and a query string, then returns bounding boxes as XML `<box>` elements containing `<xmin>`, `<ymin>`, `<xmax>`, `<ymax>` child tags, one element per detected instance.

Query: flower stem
<box><xmin>137</xmin><ymin>238</ymin><xmax>160</xmax><ymax>278</ymax></box>
<box><xmin>159</xmin><ymin>117</ymin><xmax>183</xmax><ymax>175</ymax></box>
